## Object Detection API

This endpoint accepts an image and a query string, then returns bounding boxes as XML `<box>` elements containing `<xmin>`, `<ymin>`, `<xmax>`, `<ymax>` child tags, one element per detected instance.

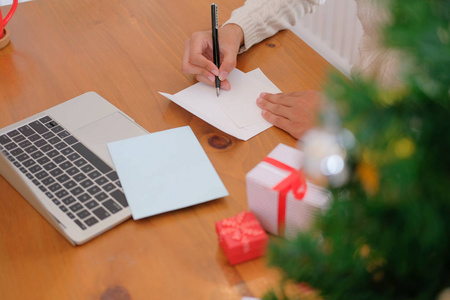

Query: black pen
<box><xmin>211</xmin><ymin>3</ymin><xmax>220</xmax><ymax>97</ymax></box>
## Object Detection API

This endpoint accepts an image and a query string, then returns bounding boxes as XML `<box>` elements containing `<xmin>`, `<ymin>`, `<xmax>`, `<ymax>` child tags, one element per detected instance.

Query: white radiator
<box><xmin>291</xmin><ymin>0</ymin><xmax>363</xmax><ymax>77</ymax></box>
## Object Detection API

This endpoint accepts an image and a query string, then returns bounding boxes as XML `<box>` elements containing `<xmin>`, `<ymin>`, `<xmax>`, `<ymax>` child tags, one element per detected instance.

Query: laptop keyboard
<box><xmin>0</xmin><ymin>116</ymin><xmax>128</xmax><ymax>230</ymax></box>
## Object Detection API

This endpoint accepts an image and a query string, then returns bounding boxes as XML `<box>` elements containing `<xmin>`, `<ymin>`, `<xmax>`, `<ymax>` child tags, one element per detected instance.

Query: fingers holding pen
<box><xmin>181</xmin><ymin>33</ymin><xmax>231</xmax><ymax>90</ymax></box>
<box><xmin>181</xmin><ymin>23</ymin><xmax>243</xmax><ymax>91</ymax></box>
<box><xmin>182</xmin><ymin>35</ymin><xmax>218</xmax><ymax>77</ymax></box>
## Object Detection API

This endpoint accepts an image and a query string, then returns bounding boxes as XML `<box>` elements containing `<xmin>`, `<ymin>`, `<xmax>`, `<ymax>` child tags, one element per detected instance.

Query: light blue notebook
<box><xmin>107</xmin><ymin>126</ymin><xmax>228</xmax><ymax>220</ymax></box>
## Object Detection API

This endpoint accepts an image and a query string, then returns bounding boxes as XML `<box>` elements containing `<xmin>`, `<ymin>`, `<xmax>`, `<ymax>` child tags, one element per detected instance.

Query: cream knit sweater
<box><xmin>225</xmin><ymin>0</ymin><xmax>400</xmax><ymax>88</ymax></box>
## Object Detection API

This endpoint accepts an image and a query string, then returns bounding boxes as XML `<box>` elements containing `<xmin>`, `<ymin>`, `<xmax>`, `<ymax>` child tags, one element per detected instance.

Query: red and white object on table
<box><xmin>246</xmin><ymin>143</ymin><xmax>332</xmax><ymax>239</ymax></box>
<box><xmin>215</xmin><ymin>211</ymin><xmax>268</xmax><ymax>265</ymax></box>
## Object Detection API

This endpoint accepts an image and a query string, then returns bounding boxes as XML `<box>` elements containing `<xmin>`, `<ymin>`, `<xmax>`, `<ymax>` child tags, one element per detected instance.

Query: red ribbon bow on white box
<box><xmin>263</xmin><ymin>157</ymin><xmax>307</xmax><ymax>236</ymax></box>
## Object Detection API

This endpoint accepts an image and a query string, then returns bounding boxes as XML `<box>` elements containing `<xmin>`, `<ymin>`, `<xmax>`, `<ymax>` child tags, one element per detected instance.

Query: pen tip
<box><xmin>216</xmin><ymin>88</ymin><xmax>220</xmax><ymax>97</ymax></box>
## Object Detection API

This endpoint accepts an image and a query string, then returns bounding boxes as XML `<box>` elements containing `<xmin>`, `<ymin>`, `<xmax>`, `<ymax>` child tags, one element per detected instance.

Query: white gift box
<box><xmin>246</xmin><ymin>143</ymin><xmax>332</xmax><ymax>239</ymax></box>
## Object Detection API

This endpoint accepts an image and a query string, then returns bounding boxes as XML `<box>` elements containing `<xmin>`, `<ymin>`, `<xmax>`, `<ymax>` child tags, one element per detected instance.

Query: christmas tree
<box><xmin>264</xmin><ymin>0</ymin><xmax>450</xmax><ymax>299</ymax></box>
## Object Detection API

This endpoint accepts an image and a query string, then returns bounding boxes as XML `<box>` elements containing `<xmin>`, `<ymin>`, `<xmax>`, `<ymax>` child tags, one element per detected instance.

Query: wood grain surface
<box><xmin>0</xmin><ymin>0</ymin><xmax>333</xmax><ymax>299</ymax></box>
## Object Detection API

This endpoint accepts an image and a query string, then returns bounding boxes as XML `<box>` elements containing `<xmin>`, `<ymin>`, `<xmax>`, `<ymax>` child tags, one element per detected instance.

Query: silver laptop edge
<box><xmin>0</xmin><ymin>92</ymin><xmax>148</xmax><ymax>245</ymax></box>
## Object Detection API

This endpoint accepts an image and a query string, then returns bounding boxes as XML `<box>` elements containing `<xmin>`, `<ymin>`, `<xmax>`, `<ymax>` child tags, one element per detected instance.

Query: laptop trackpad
<box><xmin>73</xmin><ymin>112</ymin><xmax>148</xmax><ymax>166</ymax></box>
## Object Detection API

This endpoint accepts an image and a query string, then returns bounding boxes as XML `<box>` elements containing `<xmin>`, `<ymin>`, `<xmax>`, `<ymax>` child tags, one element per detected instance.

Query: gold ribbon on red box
<box><xmin>219</xmin><ymin>211</ymin><xmax>265</xmax><ymax>253</ymax></box>
<box><xmin>263</xmin><ymin>157</ymin><xmax>307</xmax><ymax>236</ymax></box>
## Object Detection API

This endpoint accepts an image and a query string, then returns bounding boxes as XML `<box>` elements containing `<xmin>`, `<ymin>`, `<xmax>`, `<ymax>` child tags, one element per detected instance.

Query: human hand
<box><xmin>256</xmin><ymin>90</ymin><xmax>322</xmax><ymax>139</ymax></box>
<box><xmin>181</xmin><ymin>24</ymin><xmax>244</xmax><ymax>91</ymax></box>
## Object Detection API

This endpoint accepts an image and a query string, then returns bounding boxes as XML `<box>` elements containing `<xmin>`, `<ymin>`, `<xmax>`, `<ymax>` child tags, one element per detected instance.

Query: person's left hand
<box><xmin>256</xmin><ymin>90</ymin><xmax>321</xmax><ymax>139</ymax></box>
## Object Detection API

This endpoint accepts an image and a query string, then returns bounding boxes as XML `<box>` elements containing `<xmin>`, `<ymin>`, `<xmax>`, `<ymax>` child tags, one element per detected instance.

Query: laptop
<box><xmin>0</xmin><ymin>92</ymin><xmax>148</xmax><ymax>245</ymax></box>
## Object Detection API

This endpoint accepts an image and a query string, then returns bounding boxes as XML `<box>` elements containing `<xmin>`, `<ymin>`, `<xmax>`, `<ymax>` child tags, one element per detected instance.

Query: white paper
<box><xmin>108</xmin><ymin>126</ymin><xmax>228</xmax><ymax>220</ymax></box>
<box><xmin>159</xmin><ymin>68</ymin><xmax>281</xmax><ymax>141</ymax></box>
<box><xmin>217</xmin><ymin>69</ymin><xmax>273</xmax><ymax>128</ymax></box>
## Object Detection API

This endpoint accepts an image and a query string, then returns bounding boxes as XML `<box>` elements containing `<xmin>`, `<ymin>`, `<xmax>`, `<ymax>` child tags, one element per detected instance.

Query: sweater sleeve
<box><xmin>224</xmin><ymin>0</ymin><xmax>326</xmax><ymax>52</ymax></box>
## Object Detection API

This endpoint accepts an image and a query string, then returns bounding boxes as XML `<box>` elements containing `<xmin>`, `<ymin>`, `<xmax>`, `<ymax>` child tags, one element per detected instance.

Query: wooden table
<box><xmin>0</xmin><ymin>0</ymin><xmax>333</xmax><ymax>299</ymax></box>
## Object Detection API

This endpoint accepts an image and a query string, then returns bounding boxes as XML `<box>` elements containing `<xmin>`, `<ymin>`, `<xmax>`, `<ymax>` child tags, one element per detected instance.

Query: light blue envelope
<box><xmin>107</xmin><ymin>126</ymin><xmax>228</xmax><ymax>220</ymax></box>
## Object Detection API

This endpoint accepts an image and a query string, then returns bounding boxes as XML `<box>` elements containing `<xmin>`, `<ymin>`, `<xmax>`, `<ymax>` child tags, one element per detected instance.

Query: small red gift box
<box><xmin>215</xmin><ymin>211</ymin><xmax>268</xmax><ymax>265</ymax></box>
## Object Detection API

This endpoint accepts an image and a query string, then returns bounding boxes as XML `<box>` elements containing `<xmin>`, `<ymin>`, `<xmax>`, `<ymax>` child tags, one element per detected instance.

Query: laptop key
<box><xmin>92</xmin><ymin>207</ymin><xmax>110</xmax><ymax>220</ymax></box>
<box><xmin>43</xmin><ymin>162</ymin><xmax>57</xmax><ymax>171</ymax></box>
<box><xmin>5</xmin><ymin>142</ymin><xmax>18</xmax><ymax>151</ymax></box>
<box><xmin>80</xmin><ymin>179</ymin><xmax>94</xmax><ymax>189</ymax></box>
<box><xmin>56</xmin><ymin>174</ymin><xmax>70</xmax><ymax>183</ymax></box>
<box><xmin>47</xmin><ymin>149</ymin><xmax>59</xmax><ymax>158</ymax></box>
<box><xmin>110</xmin><ymin>190</ymin><xmax>128</xmax><ymax>207</ymax></box>
<box><xmin>72</xmin><ymin>142</ymin><xmax>112</xmax><ymax>174</ymax></box>
<box><xmin>62</xmin><ymin>196</ymin><xmax>76</xmax><ymax>206</ymax></box>
<box><xmin>74</xmin><ymin>158</ymin><xmax>87</xmax><ymax>167</ymax></box>
<box><xmin>103</xmin><ymin>199</ymin><xmax>122</xmax><ymax>214</ymax></box>
<box><xmin>16</xmin><ymin>153</ymin><xmax>30</xmax><ymax>162</ymax></box>
<box><xmin>64</xmin><ymin>136</ymin><xmax>78</xmax><ymax>145</ymax></box>
<box><xmin>53</xmin><ymin>155</ymin><xmax>66</xmax><ymax>164</ymax></box>
<box><xmin>54</xmin><ymin>142</ymin><xmax>67</xmax><ymax>150</ymax></box>
<box><xmin>40</xmin><ymin>144</ymin><xmax>53</xmax><ymax>153</ymax></box>
<box><xmin>73</xmin><ymin>173</ymin><xmax>87</xmax><ymax>182</ymax></box>
<box><xmin>31</xmin><ymin>151</ymin><xmax>45</xmax><ymax>160</ymax></box>
<box><xmin>29</xmin><ymin>120</ymin><xmax>49</xmax><ymax>134</ymax></box>
<box><xmin>102</xmin><ymin>183</ymin><xmax>116</xmax><ymax>192</ymax></box>
<box><xmin>0</xmin><ymin>134</ymin><xmax>12</xmax><ymax>145</ymax></box>
<box><xmin>10</xmin><ymin>148</ymin><xmax>23</xmax><ymax>156</ymax></box>
<box><xmin>69</xmin><ymin>203</ymin><xmax>83</xmax><ymax>212</ymax></box>
<box><xmin>24</xmin><ymin>145</ymin><xmax>38</xmax><ymax>154</ymax></box>
<box><xmin>35</xmin><ymin>171</ymin><xmax>49</xmax><ymax>180</ymax></box>
<box><xmin>66</xmin><ymin>166</ymin><xmax>79</xmax><ymax>176</ymax></box>
<box><xmin>88</xmin><ymin>170</ymin><xmax>101</xmax><ymax>179</ymax></box>
<box><xmin>18</xmin><ymin>125</ymin><xmax>35</xmax><ymax>137</ymax></box>
<box><xmin>95</xmin><ymin>176</ymin><xmax>108</xmax><ymax>186</ymax></box>
<box><xmin>28</xmin><ymin>134</ymin><xmax>41</xmax><ymax>142</ymax></box>
<box><xmin>42</xmin><ymin>131</ymin><xmax>55</xmax><ymax>140</ymax></box>
<box><xmin>63</xmin><ymin>180</ymin><xmax>77</xmax><ymax>190</ymax></box>
<box><xmin>85</xmin><ymin>200</ymin><xmax>99</xmax><ymax>209</ymax></box>
<box><xmin>59</xmin><ymin>161</ymin><xmax>73</xmax><ymax>170</ymax></box>
<box><xmin>78</xmin><ymin>193</ymin><xmax>91</xmax><ymax>203</ymax></box>
<box><xmin>74</xmin><ymin>219</ymin><xmax>87</xmax><ymax>230</ymax></box>
<box><xmin>18</xmin><ymin>140</ymin><xmax>31</xmax><ymax>148</ymax></box>
<box><xmin>28</xmin><ymin>165</ymin><xmax>42</xmax><ymax>174</ymax></box>
<box><xmin>76</xmin><ymin>209</ymin><xmax>91</xmax><ymax>219</ymax></box>
<box><xmin>84</xmin><ymin>217</ymin><xmax>99</xmax><ymax>227</ymax></box>
<box><xmin>13</xmin><ymin>135</ymin><xmax>25</xmax><ymax>143</ymax></box>
<box><xmin>55</xmin><ymin>190</ymin><xmax>69</xmax><ymax>199</ymax></box>
<box><xmin>42</xmin><ymin>177</ymin><xmax>56</xmax><ymax>186</ymax></box>
<box><xmin>39</xmin><ymin>116</ymin><xmax>52</xmax><ymax>123</ymax></box>
<box><xmin>95</xmin><ymin>192</ymin><xmax>108</xmax><ymax>202</ymax></box>
<box><xmin>49</xmin><ymin>167</ymin><xmax>63</xmax><ymax>177</ymax></box>
<box><xmin>87</xmin><ymin>186</ymin><xmax>101</xmax><ymax>195</ymax></box>
<box><xmin>80</xmin><ymin>164</ymin><xmax>94</xmax><ymax>173</ymax></box>
<box><xmin>49</xmin><ymin>183</ymin><xmax>62</xmax><ymax>192</ymax></box>
<box><xmin>51</xmin><ymin>125</ymin><xmax>64</xmax><ymax>133</ymax></box>
<box><xmin>70</xmin><ymin>186</ymin><xmax>83</xmax><ymax>196</ymax></box>
<box><xmin>60</xmin><ymin>147</ymin><xmax>74</xmax><ymax>155</ymax></box>
<box><xmin>22</xmin><ymin>159</ymin><xmax>36</xmax><ymax>168</ymax></box>
<box><xmin>48</xmin><ymin>137</ymin><xmax>61</xmax><ymax>145</ymax></box>
<box><xmin>58</xmin><ymin>131</ymin><xmax>70</xmax><ymax>138</ymax></box>
<box><xmin>106</xmin><ymin>171</ymin><xmax>119</xmax><ymax>181</ymax></box>
<box><xmin>6</xmin><ymin>130</ymin><xmax>19</xmax><ymax>138</ymax></box>
<box><xmin>47</xmin><ymin>121</ymin><xmax>58</xmax><ymax>128</ymax></box>
<box><xmin>37</xmin><ymin>156</ymin><xmax>50</xmax><ymax>165</ymax></box>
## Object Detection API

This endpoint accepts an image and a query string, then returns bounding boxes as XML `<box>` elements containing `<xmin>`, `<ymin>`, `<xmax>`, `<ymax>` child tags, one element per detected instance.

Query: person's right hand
<box><xmin>181</xmin><ymin>24</ymin><xmax>244</xmax><ymax>91</ymax></box>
